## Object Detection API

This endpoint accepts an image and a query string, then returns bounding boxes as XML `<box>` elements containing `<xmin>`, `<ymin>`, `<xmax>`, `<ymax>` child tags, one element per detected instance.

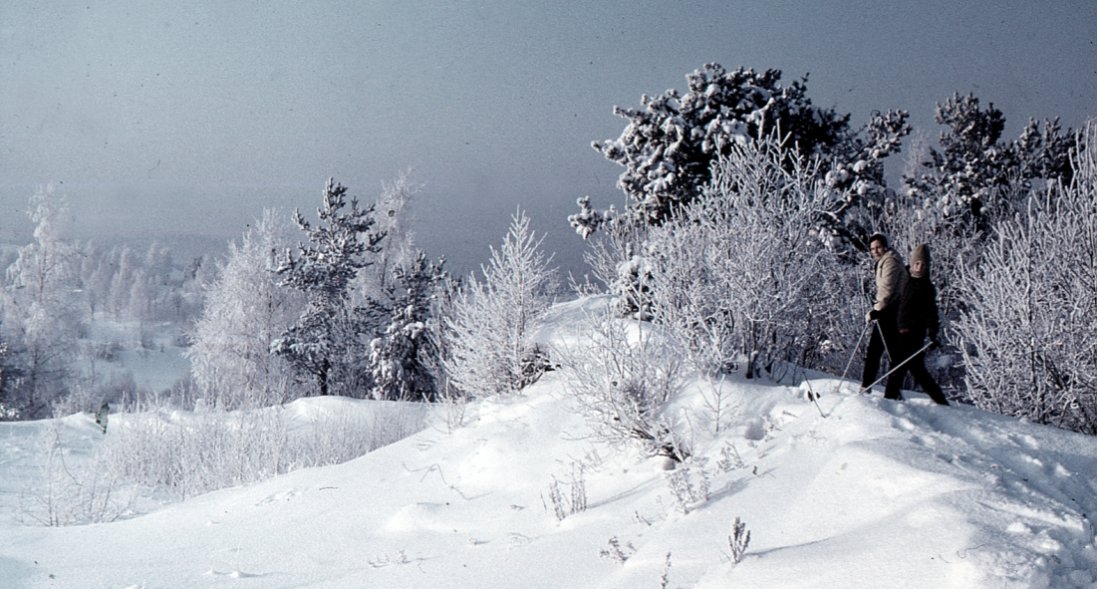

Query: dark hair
<box><xmin>868</xmin><ymin>233</ymin><xmax>888</xmax><ymax>248</ymax></box>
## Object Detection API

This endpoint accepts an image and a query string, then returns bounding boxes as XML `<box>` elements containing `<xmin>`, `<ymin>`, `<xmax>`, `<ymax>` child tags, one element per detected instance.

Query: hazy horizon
<box><xmin>3</xmin><ymin>1</ymin><xmax>1095</xmax><ymax>275</ymax></box>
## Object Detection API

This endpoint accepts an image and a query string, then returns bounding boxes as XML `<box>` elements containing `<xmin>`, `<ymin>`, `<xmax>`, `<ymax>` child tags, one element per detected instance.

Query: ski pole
<box><xmin>836</xmin><ymin>321</ymin><xmax>872</xmax><ymax>393</ymax></box>
<box><xmin>863</xmin><ymin>292</ymin><xmax>893</xmax><ymax>362</ymax></box>
<box><xmin>863</xmin><ymin>341</ymin><xmax>935</xmax><ymax>392</ymax></box>
<box><xmin>872</xmin><ymin>317</ymin><xmax>894</xmax><ymax>362</ymax></box>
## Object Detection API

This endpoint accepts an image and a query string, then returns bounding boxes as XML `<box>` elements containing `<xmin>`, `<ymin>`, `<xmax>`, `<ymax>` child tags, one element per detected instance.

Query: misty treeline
<box><xmin>0</xmin><ymin>186</ymin><xmax>213</xmax><ymax>420</ymax></box>
<box><xmin>1</xmin><ymin>62</ymin><xmax>1094</xmax><ymax>452</ymax></box>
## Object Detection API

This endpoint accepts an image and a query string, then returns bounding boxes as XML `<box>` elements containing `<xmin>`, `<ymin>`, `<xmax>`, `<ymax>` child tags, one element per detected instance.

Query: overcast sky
<box><xmin>2</xmin><ymin>0</ymin><xmax>1095</xmax><ymax>273</ymax></box>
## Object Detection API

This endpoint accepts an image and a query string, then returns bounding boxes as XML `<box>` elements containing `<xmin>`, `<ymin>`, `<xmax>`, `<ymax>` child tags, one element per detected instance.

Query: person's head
<box><xmin>868</xmin><ymin>233</ymin><xmax>889</xmax><ymax>261</ymax></box>
<box><xmin>910</xmin><ymin>244</ymin><xmax>931</xmax><ymax>278</ymax></box>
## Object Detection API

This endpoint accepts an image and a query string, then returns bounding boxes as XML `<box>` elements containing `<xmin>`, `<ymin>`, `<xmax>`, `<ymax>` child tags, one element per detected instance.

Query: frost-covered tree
<box><xmin>106</xmin><ymin>246</ymin><xmax>139</xmax><ymax>316</ymax></box>
<box><xmin>0</xmin><ymin>185</ymin><xmax>84</xmax><ymax>416</ymax></box>
<box><xmin>368</xmin><ymin>251</ymin><xmax>447</xmax><ymax>402</ymax></box>
<box><xmin>187</xmin><ymin>210</ymin><xmax>306</xmax><ymax>409</ymax></box>
<box><xmin>444</xmin><ymin>209</ymin><xmax>555</xmax><ymax>398</ymax></box>
<box><xmin>365</xmin><ymin>171</ymin><xmax>420</xmax><ymax>298</ymax></box>
<box><xmin>953</xmin><ymin>123</ymin><xmax>1097</xmax><ymax>434</ymax></box>
<box><xmin>272</xmin><ymin>179</ymin><xmax>385</xmax><ymax>397</ymax></box>
<box><xmin>647</xmin><ymin>136</ymin><xmax>854</xmax><ymax>379</ymax></box>
<box><xmin>0</xmin><ymin>326</ymin><xmax>23</xmax><ymax>420</ymax></box>
<box><xmin>573</xmin><ymin>62</ymin><xmax>910</xmax><ymax>239</ymax></box>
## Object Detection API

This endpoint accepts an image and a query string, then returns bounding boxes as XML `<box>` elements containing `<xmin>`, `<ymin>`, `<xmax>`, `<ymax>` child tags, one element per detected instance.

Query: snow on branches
<box><xmin>573</xmin><ymin>62</ymin><xmax>910</xmax><ymax>243</ymax></box>
<box><xmin>444</xmin><ymin>210</ymin><xmax>555</xmax><ymax>399</ymax></box>
<box><xmin>272</xmin><ymin>178</ymin><xmax>386</xmax><ymax>397</ymax></box>
<box><xmin>954</xmin><ymin>123</ymin><xmax>1097</xmax><ymax>434</ymax></box>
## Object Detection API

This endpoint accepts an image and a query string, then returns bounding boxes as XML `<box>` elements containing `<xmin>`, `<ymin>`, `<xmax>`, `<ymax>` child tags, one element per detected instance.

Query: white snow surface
<box><xmin>3</xmin><ymin>296</ymin><xmax>1097</xmax><ymax>588</ymax></box>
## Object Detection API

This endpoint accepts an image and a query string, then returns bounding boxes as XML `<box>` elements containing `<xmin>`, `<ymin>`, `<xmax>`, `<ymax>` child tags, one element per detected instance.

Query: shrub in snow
<box><xmin>104</xmin><ymin>401</ymin><xmax>426</xmax><ymax>499</ymax></box>
<box><xmin>953</xmin><ymin>123</ymin><xmax>1097</xmax><ymax>435</ymax></box>
<box><xmin>728</xmin><ymin>516</ymin><xmax>751</xmax><ymax>565</ymax></box>
<box><xmin>187</xmin><ymin>209</ymin><xmax>305</xmax><ymax>409</ymax></box>
<box><xmin>665</xmin><ymin>457</ymin><xmax>711</xmax><ymax>514</ymax></box>
<box><xmin>543</xmin><ymin>462</ymin><xmax>587</xmax><ymax>522</ymax></box>
<box><xmin>559</xmin><ymin>302</ymin><xmax>688</xmax><ymax>462</ymax></box>
<box><xmin>598</xmin><ymin>536</ymin><xmax>636</xmax><ymax>564</ymax></box>
<box><xmin>273</xmin><ymin>178</ymin><xmax>386</xmax><ymax>397</ymax></box>
<box><xmin>659</xmin><ymin>552</ymin><xmax>673</xmax><ymax>589</ymax></box>
<box><xmin>443</xmin><ymin>209</ymin><xmax>555</xmax><ymax>398</ymax></box>
<box><xmin>19</xmin><ymin>424</ymin><xmax>134</xmax><ymax>526</ymax></box>
<box><xmin>646</xmin><ymin>136</ymin><xmax>856</xmax><ymax>380</ymax></box>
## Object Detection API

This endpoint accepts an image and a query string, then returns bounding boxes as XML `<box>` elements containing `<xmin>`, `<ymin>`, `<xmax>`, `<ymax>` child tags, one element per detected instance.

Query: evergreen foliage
<box><xmin>573</xmin><ymin>62</ymin><xmax>910</xmax><ymax>243</ymax></box>
<box><xmin>273</xmin><ymin>179</ymin><xmax>386</xmax><ymax>397</ymax></box>
<box><xmin>902</xmin><ymin>93</ymin><xmax>1074</xmax><ymax>234</ymax></box>
<box><xmin>368</xmin><ymin>252</ymin><xmax>448</xmax><ymax>402</ymax></box>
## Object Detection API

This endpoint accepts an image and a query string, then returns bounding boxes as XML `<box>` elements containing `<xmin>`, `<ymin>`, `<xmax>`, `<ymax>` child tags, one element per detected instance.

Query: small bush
<box><xmin>560</xmin><ymin>304</ymin><xmax>688</xmax><ymax>462</ymax></box>
<box><xmin>729</xmin><ymin>516</ymin><xmax>751</xmax><ymax>564</ymax></box>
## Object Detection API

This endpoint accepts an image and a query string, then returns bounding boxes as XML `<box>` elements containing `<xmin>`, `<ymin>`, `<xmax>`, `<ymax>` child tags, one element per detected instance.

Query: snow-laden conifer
<box><xmin>573</xmin><ymin>62</ymin><xmax>910</xmax><ymax>243</ymax></box>
<box><xmin>272</xmin><ymin>179</ymin><xmax>385</xmax><ymax>397</ymax></box>
<box><xmin>368</xmin><ymin>251</ymin><xmax>447</xmax><ymax>402</ymax></box>
<box><xmin>902</xmin><ymin>93</ymin><xmax>1073</xmax><ymax>234</ymax></box>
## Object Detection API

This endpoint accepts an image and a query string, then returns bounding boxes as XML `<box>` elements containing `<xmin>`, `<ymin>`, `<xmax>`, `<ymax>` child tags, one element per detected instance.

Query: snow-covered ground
<box><xmin>2</xmin><ymin>297</ymin><xmax>1097</xmax><ymax>588</ymax></box>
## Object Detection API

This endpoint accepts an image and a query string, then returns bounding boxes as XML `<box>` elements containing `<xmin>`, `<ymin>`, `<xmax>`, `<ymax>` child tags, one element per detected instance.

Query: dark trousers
<box><xmin>861</xmin><ymin>315</ymin><xmax>899</xmax><ymax>390</ymax></box>
<box><xmin>884</xmin><ymin>332</ymin><xmax>949</xmax><ymax>404</ymax></box>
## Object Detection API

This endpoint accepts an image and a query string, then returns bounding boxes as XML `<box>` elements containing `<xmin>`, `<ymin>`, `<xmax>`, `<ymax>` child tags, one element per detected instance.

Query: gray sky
<box><xmin>2</xmin><ymin>0</ymin><xmax>1095</xmax><ymax>274</ymax></box>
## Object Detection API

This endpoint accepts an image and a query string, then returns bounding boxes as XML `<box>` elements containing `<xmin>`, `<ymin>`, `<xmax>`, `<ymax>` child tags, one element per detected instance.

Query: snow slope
<box><xmin>2</xmin><ymin>297</ymin><xmax>1097</xmax><ymax>588</ymax></box>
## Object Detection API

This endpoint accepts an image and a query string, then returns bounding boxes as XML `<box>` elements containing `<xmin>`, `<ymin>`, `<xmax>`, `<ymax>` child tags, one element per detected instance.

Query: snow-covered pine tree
<box><xmin>187</xmin><ymin>210</ymin><xmax>307</xmax><ymax>409</ymax></box>
<box><xmin>444</xmin><ymin>209</ymin><xmax>555</xmax><ymax>398</ymax></box>
<box><xmin>272</xmin><ymin>179</ymin><xmax>385</xmax><ymax>397</ymax></box>
<box><xmin>953</xmin><ymin>122</ymin><xmax>1097</xmax><ymax>434</ymax></box>
<box><xmin>902</xmin><ymin>93</ymin><xmax>1073</xmax><ymax>235</ymax></box>
<box><xmin>573</xmin><ymin>62</ymin><xmax>910</xmax><ymax>241</ymax></box>
<box><xmin>368</xmin><ymin>251</ymin><xmax>447</xmax><ymax>402</ymax></box>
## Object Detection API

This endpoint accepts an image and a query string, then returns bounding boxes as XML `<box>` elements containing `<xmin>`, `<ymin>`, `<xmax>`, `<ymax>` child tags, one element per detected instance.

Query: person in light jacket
<box><xmin>860</xmin><ymin>233</ymin><xmax>907</xmax><ymax>395</ymax></box>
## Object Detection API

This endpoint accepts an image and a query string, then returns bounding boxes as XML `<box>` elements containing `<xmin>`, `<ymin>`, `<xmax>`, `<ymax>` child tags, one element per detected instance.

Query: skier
<box><xmin>884</xmin><ymin>244</ymin><xmax>949</xmax><ymax>404</ymax></box>
<box><xmin>860</xmin><ymin>233</ymin><xmax>907</xmax><ymax>396</ymax></box>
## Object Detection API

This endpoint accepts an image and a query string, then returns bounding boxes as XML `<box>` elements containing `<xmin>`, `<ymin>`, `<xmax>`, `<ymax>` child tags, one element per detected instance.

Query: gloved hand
<box><xmin>867</xmin><ymin>309</ymin><xmax>880</xmax><ymax>321</ymax></box>
<box><xmin>929</xmin><ymin>337</ymin><xmax>941</xmax><ymax>350</ymax></box>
